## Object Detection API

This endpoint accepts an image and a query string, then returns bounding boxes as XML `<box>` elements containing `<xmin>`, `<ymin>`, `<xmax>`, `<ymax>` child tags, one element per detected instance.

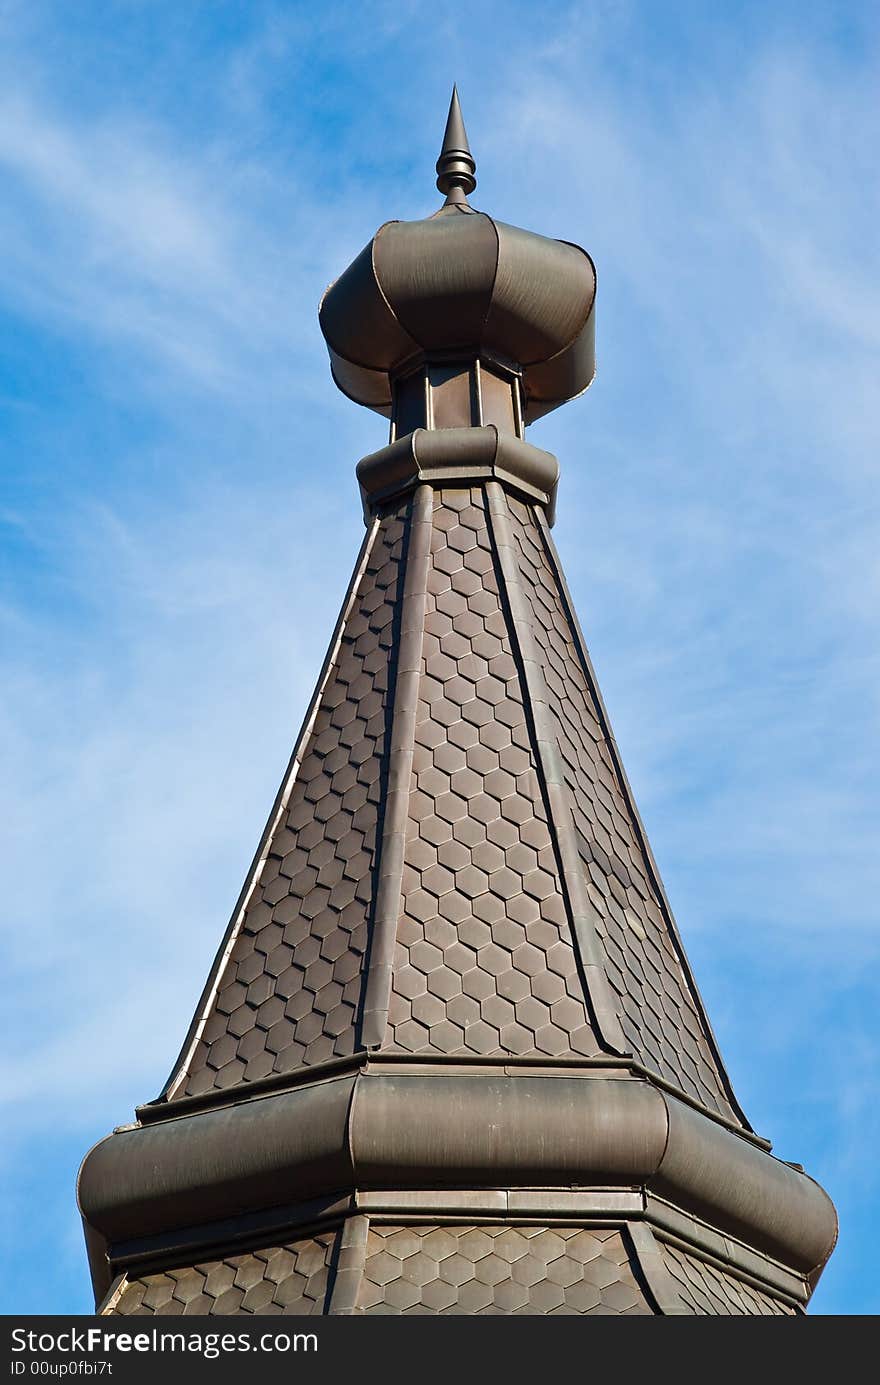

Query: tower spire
<box><xmin>79</xmin><ymin>90</ymin><xmax>837</xmax><ymax>1321</ymax></box>
<box><xmin>435</xmin><ymin>84</ymin><xmax>476</xmax><ymax>203</ymax></box>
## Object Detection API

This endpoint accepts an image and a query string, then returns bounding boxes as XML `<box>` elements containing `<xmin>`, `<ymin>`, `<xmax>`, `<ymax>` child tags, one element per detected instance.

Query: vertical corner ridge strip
<box><xmin>161</xmin><ymin>516</ymin><xmax>382</xmax><ymax>1102</ymax></box>
<box><xmin>327</xmin><ymin>1215</ymin><xmax>370</xmax><ymax>1315</ymax></box>
<box><xmin>626</xmin><ymin>1223</ymin><xmax>690</xmax><ymax>1315</ymax></box>
<box><xmin>533</xmin><ymin>507</ymin><xmax>748</xmax><ymax>1125</ymax></box>
<box><xmin>485</xmin><ymin>480</ymin><xmax>627</xmax><ymax>1055</ymax></box>
<box><xmin>97</xmin><ymin>1275</ymin><xmax>128</xmax><ymax>1316</ymax></box>
<box><xmin>360</xmin><ymin>484</ymin><xmax>433</xmax><ymax>1048</ymax></box>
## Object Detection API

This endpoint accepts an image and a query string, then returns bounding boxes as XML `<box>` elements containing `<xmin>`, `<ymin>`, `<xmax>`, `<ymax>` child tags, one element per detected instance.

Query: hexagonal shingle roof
<box><xmin>87</xmin><ymin>93</ymin><xmax>836</xmax><ymax>1322</ymax></box>
<box><xmin>152</xmin><ymin>477</ymin><xmax>744</xmax><ymax>1129</ymax></box>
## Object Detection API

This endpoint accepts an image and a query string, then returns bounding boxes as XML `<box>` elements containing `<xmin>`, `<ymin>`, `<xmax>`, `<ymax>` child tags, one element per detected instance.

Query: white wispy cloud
<box><xmin>0</xmin><ymin>0</ymin><xmax>876</xmax><ymax>1315</ymax></box>
<box><xmin>485</xmin><ymin>36</ymin><xmax>880</xmax><ymax>949</ymax></box>
<box><xmin>1</xmin><ymin>1</ymin><xmax>876</xmax><ymax>1109</ymax></box>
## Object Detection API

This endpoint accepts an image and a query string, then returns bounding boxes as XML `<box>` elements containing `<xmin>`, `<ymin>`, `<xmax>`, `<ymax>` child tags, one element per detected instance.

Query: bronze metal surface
<box><xmin>78</xmin><ymin>91</ymin><xmax>836</xmax><ymax>1317</ymax></box>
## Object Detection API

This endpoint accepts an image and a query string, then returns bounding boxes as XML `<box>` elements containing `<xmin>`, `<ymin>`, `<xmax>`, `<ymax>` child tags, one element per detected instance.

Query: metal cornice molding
<box><xmin>349</xmin><ymin>1074</ymin><xmax>666</xmax><ymax>1186</ymax></box>
<box><xmin>651</xmin><ymin>1094</ymin><xmax>837</xmax><ymax>1274</ymax></box>
<box><xmin>319</xmin><ymin>215</ymin><xmax>596</xmax><ymax>424</ymax></box>
<box><xmin>78</xmin><ymin>1070</ymin><xmax>837</xmax><ymax>1298</ymax></box>
<box><xmin>79</xmin><ymin>1075</ymin><xmax>356</xmax><ymax>1251</ymax></box>
<box><xmin>356</xmin><ymin>426</ymin><xmax>560</xmax><ymax>521</ymax></box>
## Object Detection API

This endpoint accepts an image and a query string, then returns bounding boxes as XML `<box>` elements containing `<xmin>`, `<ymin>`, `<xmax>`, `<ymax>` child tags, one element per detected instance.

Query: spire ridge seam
<box><xmin>533</xmin><ymin>509</ymin><xmax>749</xmax><ymax>1126</ymax></box>
<box><xmin>326</xmin><ymin>1213</ymin><xmax>369</xmax><ymax>1314</ymax></box>
<box><xmin>360</xmin><ymin>486</ymin><xmax>434</xmax><ymax>1049</ymax></box>
<box><xmin>485</xmin><ymin>482</ymin><xmax>628</xmax><ymax>1055</ymax></box>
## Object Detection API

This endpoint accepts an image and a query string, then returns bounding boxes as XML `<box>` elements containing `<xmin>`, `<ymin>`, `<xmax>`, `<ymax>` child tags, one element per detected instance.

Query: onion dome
<box><xmin>319</xmin><ymin>88</ymin><xmax>597</xmax><ymax>426</ymax></box>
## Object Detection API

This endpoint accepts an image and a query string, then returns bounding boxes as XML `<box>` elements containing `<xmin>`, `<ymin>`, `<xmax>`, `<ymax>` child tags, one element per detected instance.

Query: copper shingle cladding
<box><xmin>165</xmin><ymin>481</ymin><xmax>737</xmax><ymax>1115</ymax></box>
<box><xmin>108</xmin><ymin>1236</ymin><xmax>336</xmax><ymax>1316</ymax></box>
<box><xmin>104</xmin><ymin>1221</ymin><xmax>800</xmax><ymax>1317</ymax></box>
<box><xmin>78</xmin><ymin>94</ymin><xmax>836</xmax><ymax>1316</ymax></box>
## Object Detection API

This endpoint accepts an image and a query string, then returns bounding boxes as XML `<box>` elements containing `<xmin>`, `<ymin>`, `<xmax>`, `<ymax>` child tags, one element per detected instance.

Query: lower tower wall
<box><xmin>102</xmin><ymin>1217</ymin><xmax>799</xmax><ymax>1317</ymax></box>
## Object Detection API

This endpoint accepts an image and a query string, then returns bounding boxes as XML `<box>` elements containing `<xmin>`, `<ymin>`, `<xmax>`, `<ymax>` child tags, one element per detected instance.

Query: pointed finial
<box><xmin>435</xmin><ymin>85</ymin><xmax>476</xmax><ymax>203</ymax></box>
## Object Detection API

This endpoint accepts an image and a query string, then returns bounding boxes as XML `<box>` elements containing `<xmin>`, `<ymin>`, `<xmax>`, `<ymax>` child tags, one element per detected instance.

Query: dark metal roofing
<box><xmin>159</xmin><ymin>481</ymin><xmax>742</xmax><ymax>1122</ymax></box>
<box><xmin>105</xmin><ymin>1221</ymin><xmax>799</xmax><ymax>1316</ymax></box>
<box><xmin>79</xmin><ymin>90</ymin><xmax>836</xmax><ymax>1318</ymax></box>
<box><xmin>107</xmin><ymin>1226</ymin><xmax>656</xmax><ymax>1316</ymax></box>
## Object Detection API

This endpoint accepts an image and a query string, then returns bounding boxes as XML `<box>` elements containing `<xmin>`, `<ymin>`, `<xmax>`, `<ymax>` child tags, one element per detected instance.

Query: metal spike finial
<box><xmin>435</xmin><ymin>85</ymin><xmax>476</xmax><ymax>202</ymax></box>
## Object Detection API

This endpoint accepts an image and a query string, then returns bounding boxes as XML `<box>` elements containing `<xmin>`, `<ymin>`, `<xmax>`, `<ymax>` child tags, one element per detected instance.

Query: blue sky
<box><xmin>1</xmin><ymin>0</ymin><xmax>877</xmax><ymax>1315</ymax></box>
